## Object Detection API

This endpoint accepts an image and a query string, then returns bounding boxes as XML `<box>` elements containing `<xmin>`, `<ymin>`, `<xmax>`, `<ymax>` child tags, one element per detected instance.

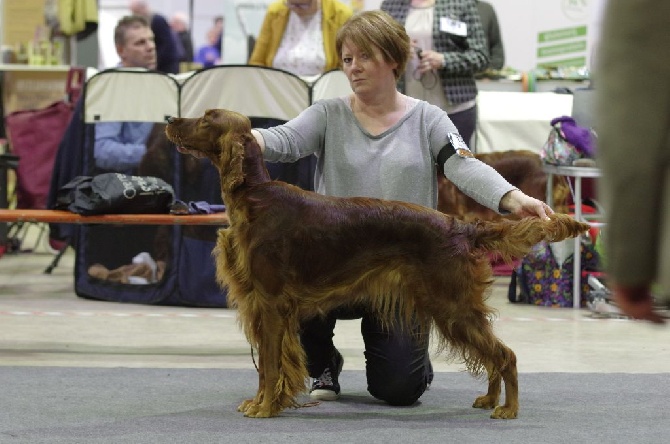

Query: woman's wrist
<box><xmin>498</xmin><ymin>189</ymin><xmax>521</xmax><ymax>214</ymax></box>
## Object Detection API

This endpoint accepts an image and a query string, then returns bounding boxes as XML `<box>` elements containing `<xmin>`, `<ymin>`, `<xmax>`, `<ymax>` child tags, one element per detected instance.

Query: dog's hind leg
<box><xmin>472</xmin><ymin>361</ymin><xmax>500</xmax><ymax>409</ymax></box>
<box><xmin>428</xmin><ymin>279</ymin><xmax>519</xmax><ymax>419</ymax></box>
<box><xmin>473</xmin><ymin>343</ymin><xmax>518</xmax><ymax>419</ymax></box>
<box><xmin>491</xmin><ymin>345</ymin><xmax>518</xmax><ymax>419</ymax></box>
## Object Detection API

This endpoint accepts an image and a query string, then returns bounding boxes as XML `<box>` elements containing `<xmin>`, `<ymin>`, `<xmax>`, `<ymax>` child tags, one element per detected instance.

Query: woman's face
<box><xmin>340</xmin><ymin>40</ymin><xmax>398</xmax><ymax>95</ymax></box>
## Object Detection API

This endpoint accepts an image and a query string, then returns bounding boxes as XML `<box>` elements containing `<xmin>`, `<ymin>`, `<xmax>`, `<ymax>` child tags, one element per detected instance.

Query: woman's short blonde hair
<box><xmin>335</xmin><ymin>10</ymin><xmax>411</xmax><ymax>80</ymax></box>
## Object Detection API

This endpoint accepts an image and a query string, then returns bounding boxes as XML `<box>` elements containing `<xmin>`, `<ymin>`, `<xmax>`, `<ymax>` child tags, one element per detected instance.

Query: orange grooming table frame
<box><xmin>0</xmin><ymin>209</ymin><xmax>229</xmax><ymax>226</ymax></box>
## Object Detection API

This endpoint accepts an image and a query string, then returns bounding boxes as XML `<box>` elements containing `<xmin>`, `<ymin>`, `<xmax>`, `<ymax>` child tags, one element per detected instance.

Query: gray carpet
<box><xmin>1</xmin><ymin>368</ymin><xmax>668</xmax><ymax>444</ymax></box>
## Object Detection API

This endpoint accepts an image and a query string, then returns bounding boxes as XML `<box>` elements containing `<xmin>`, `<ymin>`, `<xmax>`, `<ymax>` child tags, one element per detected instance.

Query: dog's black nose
<box><xmin>165</xmin><ymin>116</ymin><xmax>174</xmax><ymax>124</ymax></box>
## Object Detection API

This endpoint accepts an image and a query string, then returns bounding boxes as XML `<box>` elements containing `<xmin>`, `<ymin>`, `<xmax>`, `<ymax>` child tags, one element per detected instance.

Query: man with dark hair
<box><xmin>129</xmin><ymin>0</ymin><xmax>182</xmax><ymax>73</ymax></box>
<box><xmin>113</xmin><ymin>15</ymin><xmax>157</xmax><ymax>70</ymax></box>
<box><xmin>94</xmin><ymin>15</ymin><xmax>156</xmax><ymax>173</ymax></box>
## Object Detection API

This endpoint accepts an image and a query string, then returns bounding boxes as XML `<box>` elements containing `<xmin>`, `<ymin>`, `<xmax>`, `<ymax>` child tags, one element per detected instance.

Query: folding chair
<box><xmin>3</xmin><ymin>67</ymin><xmax>84</xmax><ymax>256</ymax></box>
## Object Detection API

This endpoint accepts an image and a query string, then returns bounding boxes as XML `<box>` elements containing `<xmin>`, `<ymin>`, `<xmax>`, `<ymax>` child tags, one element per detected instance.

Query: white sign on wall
<box><xmin>493</xmin><ymin>0</ymin><xmax>605</xmax><ymax>71</ymax></box>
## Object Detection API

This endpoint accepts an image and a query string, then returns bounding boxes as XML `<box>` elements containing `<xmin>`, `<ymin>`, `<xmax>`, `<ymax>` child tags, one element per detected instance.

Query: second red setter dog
<box><xmin>437</xmin><ymin>150</ymin><xmax>570</xmax><ymax>221</ymax></box>
<box><xmin>165</xmin><ymin>109</ymin><xmax>590</xmax><ymax>419</ymax></box>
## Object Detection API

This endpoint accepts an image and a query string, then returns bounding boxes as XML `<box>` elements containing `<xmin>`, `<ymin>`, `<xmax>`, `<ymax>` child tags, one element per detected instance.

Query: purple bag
<box><xmin>540</xmin><ymin>116</ymin><xmax>596</xmax><ymax>165</ymax></box>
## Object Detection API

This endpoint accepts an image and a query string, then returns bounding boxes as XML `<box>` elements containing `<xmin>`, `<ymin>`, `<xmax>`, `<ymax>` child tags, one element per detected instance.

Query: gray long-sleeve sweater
<box><xmin>258</xmin><ymin>96</ymin><xmax>514</xmax><ymax>212</ymax></box>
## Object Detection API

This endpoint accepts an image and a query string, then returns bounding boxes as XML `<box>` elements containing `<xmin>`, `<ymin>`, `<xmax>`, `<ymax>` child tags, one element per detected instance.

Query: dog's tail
<box><xmin>472</xmin><ymin>213</ymin><xmax>591</xmax><ymax>263</ymax></box>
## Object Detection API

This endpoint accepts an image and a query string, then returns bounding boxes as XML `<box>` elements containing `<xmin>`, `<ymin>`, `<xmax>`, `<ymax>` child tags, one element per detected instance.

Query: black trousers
<box><xmin>447</xmin><ymin>104</ymin><xmax>478</xmax><ymax>149</ymax></box>
<box><xmin>300</xmin><ymin>305</ymin><xmax>433</xmax><ymax>406</ymax></box>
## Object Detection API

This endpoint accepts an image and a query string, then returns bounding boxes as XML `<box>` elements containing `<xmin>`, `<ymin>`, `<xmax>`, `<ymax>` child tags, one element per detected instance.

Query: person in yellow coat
<box><xmin>249</xmin><ymin>0</ymin><xmax>353</xmax><ymax>76</ymax></box>
<box><xmin>58</xmin><ymin>0</ymin><xmax>98</xmax><ymax>37</ymax></box>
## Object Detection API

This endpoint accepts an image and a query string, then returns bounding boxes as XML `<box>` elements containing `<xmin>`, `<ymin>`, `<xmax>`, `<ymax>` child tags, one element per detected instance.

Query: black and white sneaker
<box><xmin>309</xmin><ymin>350</ymin><xmax>344</xmax><ymax>401</ymax></box>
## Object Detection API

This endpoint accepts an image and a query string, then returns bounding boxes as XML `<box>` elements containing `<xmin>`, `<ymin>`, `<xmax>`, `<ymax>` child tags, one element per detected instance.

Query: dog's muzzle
<box><xmin>165</xmin><ymin>116</ymin><xmax>175</xmax><ymax>124</ymax></box>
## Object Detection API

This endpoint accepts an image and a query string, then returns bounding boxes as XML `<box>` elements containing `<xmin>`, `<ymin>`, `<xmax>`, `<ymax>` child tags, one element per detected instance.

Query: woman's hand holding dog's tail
<box><xmin>499</xmin><ymin>189</ymin><xmax>553</xmax><ymax>220</ymax></box>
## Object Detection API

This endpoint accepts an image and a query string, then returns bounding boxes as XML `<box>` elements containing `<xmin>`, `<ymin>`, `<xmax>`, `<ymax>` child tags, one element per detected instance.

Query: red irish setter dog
<box><xmin>165</xmin><ymin>109</ymin><xmax>590</xmax><ymax>419</ymax></box>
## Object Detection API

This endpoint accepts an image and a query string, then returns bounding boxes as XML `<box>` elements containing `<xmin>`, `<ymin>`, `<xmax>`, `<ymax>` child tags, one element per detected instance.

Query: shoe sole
<box><xmin>310</xmin><ymin>388</ymin><xmax>340</xmax><ymax>401</ymax></box>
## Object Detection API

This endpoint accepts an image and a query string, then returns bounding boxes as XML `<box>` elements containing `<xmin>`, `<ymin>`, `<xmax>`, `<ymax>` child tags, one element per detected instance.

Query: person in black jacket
<box><xmin>170</xmin><ymin>11</ymin><xmax>194</xmax><ymax>64</ymax></box>
<box><xmin>476</xmin><ymin>0</ymin><xmax>504</xmax><ymax>70</ymax></box>
<box><xmin>381</xmin><ymin>0</ymin><xmax>489</xmax><ymax>148</ymax></box>
<box><xmin>170</xmin><ymin>12</ymin><xmax>193</xmax><ymax>63</ymax></box>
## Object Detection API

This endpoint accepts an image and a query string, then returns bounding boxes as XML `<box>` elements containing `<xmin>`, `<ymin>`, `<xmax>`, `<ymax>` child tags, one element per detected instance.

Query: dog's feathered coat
<box><xmin>165</xmin><ymin>109</ymin><xmax>590</xmax><ymax>419</ymax></box>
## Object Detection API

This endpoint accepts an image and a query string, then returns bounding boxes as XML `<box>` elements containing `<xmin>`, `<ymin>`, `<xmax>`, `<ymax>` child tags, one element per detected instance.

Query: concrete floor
<box><xmin>1</xmin><ymin>225</ymin><xmax>669</xmax><ymax>377</ymax></box>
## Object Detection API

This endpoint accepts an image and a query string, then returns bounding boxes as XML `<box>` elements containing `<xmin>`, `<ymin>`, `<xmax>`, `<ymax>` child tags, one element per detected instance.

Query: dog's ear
<box><xmin>218</xmin><ymin>134</ymin><xmax>246</xmax><ymax>192</ymax></box>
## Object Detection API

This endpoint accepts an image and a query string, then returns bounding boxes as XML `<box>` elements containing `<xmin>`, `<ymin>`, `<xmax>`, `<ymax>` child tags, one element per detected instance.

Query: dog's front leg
<box><xmin>237</xmin><ymin>351</ymin><xmax>265</xmax><ymax>414</ymax></box>
<box><xmin>242</xmin><ymin>314</ymin><xmax>285</xmax><ymax>418</ymax></box>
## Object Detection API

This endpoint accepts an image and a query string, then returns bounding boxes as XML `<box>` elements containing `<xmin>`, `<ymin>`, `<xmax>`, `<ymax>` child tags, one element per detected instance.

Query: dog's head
<box><xmin>165</xmin><ymin>109</ymin><xmax>252</xmax><ymax>192</ymax></box>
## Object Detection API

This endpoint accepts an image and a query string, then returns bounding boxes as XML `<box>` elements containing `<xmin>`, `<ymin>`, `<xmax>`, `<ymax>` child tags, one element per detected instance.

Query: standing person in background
<box><xmin>213</xmin><ymin>16</ymin><xmax>225</xmax><ymax>61</ymax></box>
<box><xmin>195</xmin><ymin>28</ymin><xmax>222</xmax><ymax>68</ymax></box>
<box><xmin>476</xmin><ymin>0</ymin><xmax>504</xmax><ymax>70</ymax></box>
<box><xmin>129</xmin><ymin>0</ymin><xmax>182</xmax><ymax>74</ymax></box>
<box><xmin>249</xmin><ymin>0</ymin><xmax>353</xmax><ymax>77</ymax></box>
<box><xmin>380</xmin><ymin>0</ymin><xmax>488</xmax><ymax>147</ymax></box>
<box><xmin>213</xmin><ymin>16</ymin><xmax>225</xmax><ymax>42</ymax></box>
<box><xmin>248</xmin><ymin>0</ymin><xmax>353</xmax><ymax>192</ymax></box>
<box><xmin>596</xmin><ymin>0</ymin><xmax>669</xmax><ymax>324</ymax></box>
<box><xmin>170</xmin><ymin>11</ymin><xmax>195</xmax><ymax>65</ymax></box>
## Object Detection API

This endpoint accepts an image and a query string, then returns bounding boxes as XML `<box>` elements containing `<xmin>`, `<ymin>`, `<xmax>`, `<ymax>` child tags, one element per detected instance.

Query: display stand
<box><xmin>543</xmin><ymin>164</ymin><xmax>602</xmax><ymax>308</ymax></box>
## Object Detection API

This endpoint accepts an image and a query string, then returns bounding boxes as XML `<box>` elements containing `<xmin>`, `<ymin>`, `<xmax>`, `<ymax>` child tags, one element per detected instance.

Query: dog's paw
<box><xmin>241</xmin><ymin>402</ymin><xmax>262</xmax><ymax>417</ymax></box>
<box><xmin>237</xmin><ymin>399</ymin><xmax>254</xmax><ymax>413</ymax></box>
<box><xmin>472</xmin><ymin>394</ymin><xmax>497</xmax><ymax>409</ymax></box>
<box><xmin>490</xmin><ymin>405</ymin><xmax>518</xmax><ymax>419</ymax></box>
<box><xmin>245</xmin><ymin>409</ymin><xmax>275</xmax><ymax>418</ymax></box>
<box><xmin>238</xmin><ymin>399</ymin><xmax>281</xmax><ymax>418</ymax></box>
<box><xmin>242</xmin><ymin>403</ymin><xmax>280</xmax><ymax>418</ymax></box>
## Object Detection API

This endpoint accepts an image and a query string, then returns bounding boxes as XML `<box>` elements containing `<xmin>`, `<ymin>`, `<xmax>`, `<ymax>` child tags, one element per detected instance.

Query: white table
<box><xmin>474</xmin><ymin>91</ymin><xmax>573</xmax><ymax>154</ymax></box>
<box><xmin>543</xmin><ymin>164</ymin><xmax>602</xmax><ymax>308</ymax></box>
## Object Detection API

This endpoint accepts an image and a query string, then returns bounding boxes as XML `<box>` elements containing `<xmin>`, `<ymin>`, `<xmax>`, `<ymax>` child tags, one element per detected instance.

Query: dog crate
<box><xmin>47</xmin><ymin>66</ymin><xmax>350</xmax><ymax>307</ymax></box>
